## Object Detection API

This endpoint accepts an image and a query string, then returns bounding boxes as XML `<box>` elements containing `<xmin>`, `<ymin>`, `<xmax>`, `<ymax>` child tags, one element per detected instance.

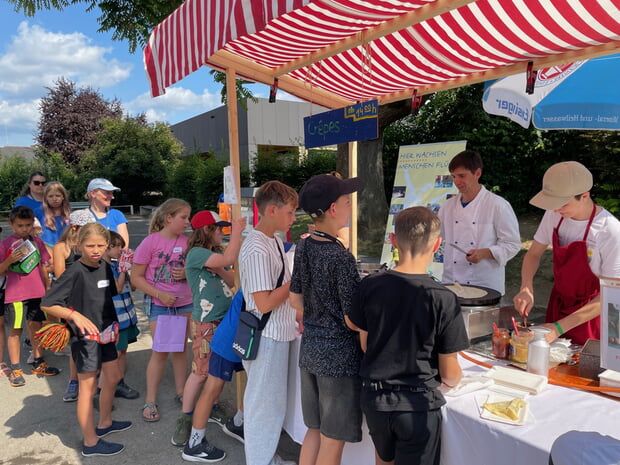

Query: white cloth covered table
<box><xmin>441</xmin><ymin>354</ymin><xmax>620</xmax><ymax>465</ymax></box>
<box><xmin>283</xmin><ymin>343</ymin><xmax>620</xmax><ymax>465</ymax></box>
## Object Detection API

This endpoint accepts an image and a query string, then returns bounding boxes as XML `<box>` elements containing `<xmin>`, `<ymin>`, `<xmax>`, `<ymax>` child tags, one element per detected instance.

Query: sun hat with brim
<box><xmin>299</xmin><ymin>174</ymin><xmax>363</xmax><ymax>218</ymax></box>
<box><xmin>69</xmin><ymin>210</ymin><xmax>97</xmax><ymax>226</ymax></box>
<box><xmin>191</xmin><ymin>210</ymin><xmax>231</xmax><ymax>229</ymax></box>
<box><xmin>529</xmin><ymin>161</ymin><xmax>593</xmax><ymax>211</ymax></box>
<box><xmin>86</xmin><ymin>178</ymin><xmax>120</xmax><ymax>194</ymax></box>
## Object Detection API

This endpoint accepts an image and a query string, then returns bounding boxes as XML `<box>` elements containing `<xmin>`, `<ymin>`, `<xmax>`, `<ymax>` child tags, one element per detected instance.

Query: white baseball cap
<box><xmin>86</xmin><ymin>178</ymin><xmax>120</xmax><ymax>194</ymax></box>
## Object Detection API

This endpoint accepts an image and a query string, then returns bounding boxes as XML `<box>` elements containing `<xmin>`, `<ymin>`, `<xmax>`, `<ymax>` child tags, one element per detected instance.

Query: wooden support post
<box><xmin>225</xmin><ymin>68</ymin><xmax>248</xmax><ymax>409</ymax></box>
<box><xmin>349</xmin><ymin>141</ymin><xmax>358</xmax><ymax>258</ymax></box>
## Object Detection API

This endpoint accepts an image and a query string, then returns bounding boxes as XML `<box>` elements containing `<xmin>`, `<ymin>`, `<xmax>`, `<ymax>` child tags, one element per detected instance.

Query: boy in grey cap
<box><xmin>290</xmin><ymin>173</ymin><xmax>364</xmax><ymax>465</ymax></box>
<box><xmin>513</xmin><ymin>161</ymin><xmax>620</xmax><ymax>345</ymax></box>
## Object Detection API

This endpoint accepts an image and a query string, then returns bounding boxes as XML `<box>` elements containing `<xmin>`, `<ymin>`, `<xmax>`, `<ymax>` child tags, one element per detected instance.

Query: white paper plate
<box><xmin>475</xmin><ymin>393</ymin><xmax>535</xmax><ymax>426</ymax></box>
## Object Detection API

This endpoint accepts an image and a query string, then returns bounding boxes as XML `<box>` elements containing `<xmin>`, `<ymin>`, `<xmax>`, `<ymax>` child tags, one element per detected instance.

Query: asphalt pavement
<box><xmin>0</xmin><ymin>215</ymin><xmax>300</xmax><ymax>465</ymax></box>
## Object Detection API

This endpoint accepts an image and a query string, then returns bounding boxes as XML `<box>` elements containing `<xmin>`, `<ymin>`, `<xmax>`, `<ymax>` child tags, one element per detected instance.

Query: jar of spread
<box><xmin>492</xmin><ymin>328</ymin><xmax>510</xmax><ymax>359</ymax></box>
<box><xmin>509</xmin><ymin>328</ymin><xmax>534</xmax><ymax>364</ymax></box>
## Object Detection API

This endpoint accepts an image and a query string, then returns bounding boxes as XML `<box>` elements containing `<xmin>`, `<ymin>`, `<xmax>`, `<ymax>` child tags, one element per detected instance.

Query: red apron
<box><xmin>546</xmin><ymin>205</ymin><xmax>600</xmax><ymax>345</ymax></box>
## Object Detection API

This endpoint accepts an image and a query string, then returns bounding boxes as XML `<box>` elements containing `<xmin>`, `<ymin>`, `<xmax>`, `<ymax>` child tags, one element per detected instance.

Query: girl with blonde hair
<box><xmin>132</xmin><ymin>198</ymin><xmax>193</xmax><ymax>422</ymax></box>
<box><xmin>36</xmin><ymin>181</ymin><xmax>71</xmax><ymax>250</ymax></box>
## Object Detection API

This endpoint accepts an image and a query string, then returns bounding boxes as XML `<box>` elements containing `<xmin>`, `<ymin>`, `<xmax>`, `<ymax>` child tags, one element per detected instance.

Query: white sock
<box><xmin>233</xmin><ymin>409</ymin><xmax>244</xmax><ymax>427</ymax></box>
<box><xmin>188</xmin><ymin>427</ymin><xmax>206</xmax><ymax>449</ymax></box>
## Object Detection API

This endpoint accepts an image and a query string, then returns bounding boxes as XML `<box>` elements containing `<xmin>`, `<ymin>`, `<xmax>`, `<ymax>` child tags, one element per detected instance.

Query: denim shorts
<box><xmin>300</xmin><ymin>369</ymin><xmax>362</xmax><ymax>442</ymax></box>
<box><xmin>146</xmin><ymin>302</ymin><xmax>192</xmax><ymax>322</ymax></box>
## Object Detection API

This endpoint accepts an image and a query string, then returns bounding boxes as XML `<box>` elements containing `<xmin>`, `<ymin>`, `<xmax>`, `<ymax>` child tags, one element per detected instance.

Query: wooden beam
<box><xmin>273</xmin><ymin>0</ymin><xmax>476</xmax><ymax>76</ymax></box>
<box><xmin>208</xmin><ymin>50</ymin><xmax>352</xmax><ymax>109</ymax></box>
<box><xmin>377</xmin><ymin>42</ymin><xmax>620</xmax><ymax>105</ymax></box>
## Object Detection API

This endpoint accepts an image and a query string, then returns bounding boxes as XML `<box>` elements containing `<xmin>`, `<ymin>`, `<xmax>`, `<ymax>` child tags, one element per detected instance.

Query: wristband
<box><xmin>554</xmin><ymin>321</ymin><xmax>564</xmax><ymax>336</ymax></box>
<box><xmin>67</xmin><ymin>308</ymin><xmax>75</xmax><ymax>320</ymax></box>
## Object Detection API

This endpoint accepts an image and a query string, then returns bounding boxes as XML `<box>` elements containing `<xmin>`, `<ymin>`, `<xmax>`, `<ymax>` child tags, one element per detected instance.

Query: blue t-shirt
<box><xmin>35</xmin><ymin>208</ymin><xmax>68</xmax><ymax>246</ymax></box>
<box><xmin>14</xmin><ymin>195</ymin><xmax>42</xmax><ymax>211</ymax></box>
<box><xmin>210</xmin><ymin>289</ymin><xmax>243</xmax><ymax>363</ymax></box>
<box><xmin>81</xmin><ymin>208</ymin><xmax>127</xmax><ymax>232</ymax></box>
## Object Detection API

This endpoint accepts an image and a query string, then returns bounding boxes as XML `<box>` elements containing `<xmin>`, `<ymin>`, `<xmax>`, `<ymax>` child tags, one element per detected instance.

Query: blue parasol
<box><xmin>482</xmin><ymin>54</ymin><xmax>620</xmax><ymax>130</ymax></box>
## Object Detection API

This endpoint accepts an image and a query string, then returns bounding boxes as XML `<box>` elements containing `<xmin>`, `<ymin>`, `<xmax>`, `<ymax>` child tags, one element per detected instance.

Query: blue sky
<box><xmin>0</xmin><ymin>2</ymin><xmax>271</xmax><ymax>147</ymax></box>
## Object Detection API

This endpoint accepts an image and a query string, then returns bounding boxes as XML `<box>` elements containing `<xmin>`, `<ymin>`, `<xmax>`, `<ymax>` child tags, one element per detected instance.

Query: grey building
<box><xmin>171</xmin><ymin>98</ymin><xmax>328</xmax><ymax>169</ymax></box>
<box><xmin>0</xmin><ymin>146</ymin><xmax>36</xmax><ymax>161</ymax></box>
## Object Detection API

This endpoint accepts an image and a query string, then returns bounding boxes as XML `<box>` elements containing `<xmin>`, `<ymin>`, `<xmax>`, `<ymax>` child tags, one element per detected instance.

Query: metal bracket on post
<box><xmin>411</xmin><ymin>89</ymin><xmax>422</xmax><ymax>115</ymax></box>
<box><xmin>526</xmin><ymin>61</ymin><xmax>537</xmax><ymax>94</ymax></box>
<box><xmin>269</xmin><ymin>78</ymin><xmax>279</xmax><ymax>103</ymax></box>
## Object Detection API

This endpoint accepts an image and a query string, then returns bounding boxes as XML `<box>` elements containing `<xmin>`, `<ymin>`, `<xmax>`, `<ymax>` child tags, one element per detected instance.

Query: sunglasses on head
<box><xmin>32</xmin><ymin>180</ymin><xmax>46</xmax><ymax>186</ymax></box>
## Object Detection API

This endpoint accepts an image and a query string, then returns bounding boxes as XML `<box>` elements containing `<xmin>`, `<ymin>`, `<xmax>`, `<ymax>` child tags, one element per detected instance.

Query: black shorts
<box><xmin>300</xmin><ymin>369</ymin><xmax>362</xmax><ymax>443</ymax></box>
<box><xmin>72</xmin><ymin>339</ymin><xmax>118</xmax><ymax>373</ymax></box>
<box><xmin>362</xmin><ymin>405</ymin><xmax>442</xmax><ymax>465</ymax></box>
<box><xmin>5</xmin><ymin>298</ymin><xmax>45</xmax><ymax>329</ymax></box>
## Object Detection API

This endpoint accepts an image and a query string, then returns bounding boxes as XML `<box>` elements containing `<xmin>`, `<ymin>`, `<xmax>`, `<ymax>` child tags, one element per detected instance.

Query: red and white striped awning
<box><xmin>144</xmin><ymin>0</ymin><xmax>620</xmax><ymax>109</ymax></box>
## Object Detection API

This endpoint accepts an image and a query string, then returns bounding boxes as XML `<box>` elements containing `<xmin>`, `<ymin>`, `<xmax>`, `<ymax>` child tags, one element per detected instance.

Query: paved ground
<box><xmin>0</xmin><ymin>215</ymin><xmax>300</xmax><ymax>465</ymax></box>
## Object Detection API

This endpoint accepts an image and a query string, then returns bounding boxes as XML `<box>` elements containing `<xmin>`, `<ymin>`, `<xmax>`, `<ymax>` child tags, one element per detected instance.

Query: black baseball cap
<box><xmin>299</xmin><ymin>174</ymin><xmax>363</xmax><ymax>218</ymax></box>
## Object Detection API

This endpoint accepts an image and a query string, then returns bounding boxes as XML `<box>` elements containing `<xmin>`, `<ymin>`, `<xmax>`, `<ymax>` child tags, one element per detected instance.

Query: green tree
<box><xmin>37</xmin><ymin>77</ymin><xmax>123</xmax><ymax>165</ymax></box>
<box><xmin>0</xmin><ymin>154</ymin><xmax>33</xmax><ymax>209</ymax></box>
<box><xmin>80</xmin><ymin>116</ymin><xmax>183</xmax><ymax>205</ymax></box>
<box><xmin>167</xmin><ymin>152</ymin><xmax>250</xmax><ymax>212</ymax></box>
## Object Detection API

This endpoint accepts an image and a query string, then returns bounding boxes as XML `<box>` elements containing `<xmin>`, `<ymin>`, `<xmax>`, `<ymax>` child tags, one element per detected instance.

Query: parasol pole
<box><xmin>225</xmin><ymin>67</ymin><xmax>247</xmax><ymax>409</ymax></box>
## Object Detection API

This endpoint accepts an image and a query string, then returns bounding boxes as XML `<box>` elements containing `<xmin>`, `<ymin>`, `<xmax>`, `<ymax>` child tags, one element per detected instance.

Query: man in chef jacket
<box><xmin>437</xmin><ymin>150</ymin><xmax>520</xmax><ymax>295</ymax></box>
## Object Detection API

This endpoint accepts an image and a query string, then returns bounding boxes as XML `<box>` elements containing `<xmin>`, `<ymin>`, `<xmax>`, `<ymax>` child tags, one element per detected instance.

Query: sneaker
<box><xmin>81</xmin><ymin>438</ymin><xmax>125</xmax><ymax>457</ymax></box>
<box><xmin>95</xmin><ymin>420</ymin><xmax>133</xmax><ymax>438</ymax></box>
<box><xmin>115</xmin><ymin>381</ymin><xmax>140</xmax><ymax>399</ymax></box>
<box><xmin>208</xmin><ymin>404</ymin><xmax>227</xmax><ymax>426</ymax></box>
<box><xmin>9</xmin><ymin>369</ymin><xmax>26</xmax><ymax>387</ymax></box>
<box><xmin>31</xmin><ymin>361</ymin><xmax>61</xmax><ymax>376</ymax></box>
<box><xmin>222</xmin><ymin>418</ymin><xmax>244</xmax><ymax>444</ymax></box>
<box><xmin>181</xmin><ymin>437</ymin><xmax>226</xmax><ymax>463</ymax></box>
<box><xmin>63</xmin><ymin>379</ymin><xmax>79</xmax><ymax>402</ymax></box>
<box><xmin>171</xmin><ymin>412</ymin><xmax>193</xmax><ymax>446</ymax></box>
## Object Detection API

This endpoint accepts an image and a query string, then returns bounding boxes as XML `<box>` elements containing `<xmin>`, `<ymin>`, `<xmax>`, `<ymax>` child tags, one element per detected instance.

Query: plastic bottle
<box><xmin>527</xmin><ymin>327</ymin><xmax>551</xmax><ymax>376</ymax></box>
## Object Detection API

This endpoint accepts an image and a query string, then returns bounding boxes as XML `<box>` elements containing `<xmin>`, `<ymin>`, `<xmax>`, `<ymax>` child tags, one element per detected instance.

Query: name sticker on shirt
<box><xmin>97</xmin><ymin>279</ymin><xmax>110</xmax><ymax>288</ymax></box>
<box><xmin>173</xmin><ymin>247</ymin><xmax>182</xmax><ymax>253</ymax></box>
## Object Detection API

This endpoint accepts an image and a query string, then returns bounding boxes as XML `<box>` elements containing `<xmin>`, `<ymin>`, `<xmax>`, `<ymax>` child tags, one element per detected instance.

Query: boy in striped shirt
<box><xmin>239</xmin><ymin>181</ymin><xmax>298</xmax><ymax>465</ymax></box>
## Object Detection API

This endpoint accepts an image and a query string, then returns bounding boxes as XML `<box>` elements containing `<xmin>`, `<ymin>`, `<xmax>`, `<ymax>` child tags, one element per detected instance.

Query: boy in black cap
<box><xmin>290</xmin><ymin>173</ymin><xmax>364</xmax><ymax>465</ymax></box>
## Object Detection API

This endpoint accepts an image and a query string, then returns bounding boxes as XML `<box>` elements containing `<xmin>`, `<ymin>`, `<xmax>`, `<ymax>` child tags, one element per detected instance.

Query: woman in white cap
<box><xmin>84</xmin><ymin>178</ymin><xmax>129</xmax><ymax>246</ymax></box>
<box><xmin>513</xmin><ymin>161</ymin><xmax>620</xmax><ymax>345</ymax></box>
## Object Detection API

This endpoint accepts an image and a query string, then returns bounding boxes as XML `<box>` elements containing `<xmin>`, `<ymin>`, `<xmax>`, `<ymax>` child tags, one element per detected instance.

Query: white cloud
<box><xmin>126</xmin><ymin>86</ymin><xmax>222</xmax><ymax>124</ymax></box>
<box><xmin>0</xmin><ymin>22</ymin><xmax>131</xmax><ymax>96</ymax></box>
<box><xmin>0</xmin><ymin>21</ymin><xmax>133</xmax><ymax>146</ymax></box>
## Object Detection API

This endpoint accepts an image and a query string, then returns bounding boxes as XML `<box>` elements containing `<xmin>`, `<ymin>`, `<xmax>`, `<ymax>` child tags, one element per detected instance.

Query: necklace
<box><xmin>312</xmin><ymin>230</ymin><xmax>345</xmax><ymax>249</ymax></box>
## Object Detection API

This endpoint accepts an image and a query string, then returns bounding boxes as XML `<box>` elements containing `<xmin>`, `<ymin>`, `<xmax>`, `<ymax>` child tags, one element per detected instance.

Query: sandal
<box><xmin>142</xmin><ymin>402</ymin><xmax>160</xmax><ymax>422</ymax></box>
<box><xmin>0</xmin><ymin>362</ymin><xmax>11</xmax><ymax>378</ymax></box>
<box><xmin>174</xmin><ymin>394</ymin><xmax>183</xmax><ymax>405</ymax></box>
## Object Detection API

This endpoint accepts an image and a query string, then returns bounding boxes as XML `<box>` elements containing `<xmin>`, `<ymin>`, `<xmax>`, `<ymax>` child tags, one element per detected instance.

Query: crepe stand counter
<box><xmin>441</xmin><ymin>352</ymin><xmax>620</xmax><ymax>465</ymax></box>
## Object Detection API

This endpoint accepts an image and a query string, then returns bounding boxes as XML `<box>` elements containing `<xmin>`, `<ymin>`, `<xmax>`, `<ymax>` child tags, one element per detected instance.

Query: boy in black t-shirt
<box><xmin>290</xmin><ymin>173</ymin><xmax>364</xmax><ymax>465</ymax></box>
<box><xmin>347</xmin><ymin>206</ymin><xmax>469</xmax><ymax>465</ymax></box>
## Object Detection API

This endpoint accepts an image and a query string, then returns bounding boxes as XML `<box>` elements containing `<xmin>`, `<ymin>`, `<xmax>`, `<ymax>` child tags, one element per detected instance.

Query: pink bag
<box><xmin>152</xmin><ymin>314</ymin><xmax>187</xmax><ymax>352</ymax></box>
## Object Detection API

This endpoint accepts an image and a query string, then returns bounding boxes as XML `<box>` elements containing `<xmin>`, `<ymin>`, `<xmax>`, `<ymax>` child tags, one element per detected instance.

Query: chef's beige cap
<box><xmin>530</xmin><ymin>161</ymin><xmax>592</xmax><ymax>210</ymax></box>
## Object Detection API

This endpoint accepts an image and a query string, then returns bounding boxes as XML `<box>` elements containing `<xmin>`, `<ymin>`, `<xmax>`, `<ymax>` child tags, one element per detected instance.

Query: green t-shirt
<box><xmin>185</xmin><ymin>247</ymin><xmax>234</xmax><ymax>322</ymax></box>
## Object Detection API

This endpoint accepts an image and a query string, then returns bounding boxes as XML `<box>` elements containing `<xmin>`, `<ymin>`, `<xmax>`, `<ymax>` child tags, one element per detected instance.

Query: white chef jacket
<box><xmin>438</xmin><ymin>185</ymin><xmax>520</xmax><ymax>294</ymax></box>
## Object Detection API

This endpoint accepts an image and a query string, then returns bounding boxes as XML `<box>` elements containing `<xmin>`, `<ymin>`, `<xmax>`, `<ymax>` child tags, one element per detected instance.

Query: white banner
<box><xmin>380</xmin><ymin>140</ymin><xmax>467</xmax><ymax>279</ymax></box>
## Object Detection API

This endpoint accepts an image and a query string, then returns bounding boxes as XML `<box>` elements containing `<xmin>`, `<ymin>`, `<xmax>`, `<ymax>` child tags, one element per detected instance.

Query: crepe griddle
<box><xmin>446</xmin><ymin>284</ymin><xmax>502</xmax><ymax>306</ymax></box>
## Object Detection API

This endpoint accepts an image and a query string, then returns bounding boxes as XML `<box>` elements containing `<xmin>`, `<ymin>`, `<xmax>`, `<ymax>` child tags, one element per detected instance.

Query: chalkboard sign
<box><xmin>304</xmin><ymin>100</ymin><xmax>378</xmax><ymax>149</ymax></box>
